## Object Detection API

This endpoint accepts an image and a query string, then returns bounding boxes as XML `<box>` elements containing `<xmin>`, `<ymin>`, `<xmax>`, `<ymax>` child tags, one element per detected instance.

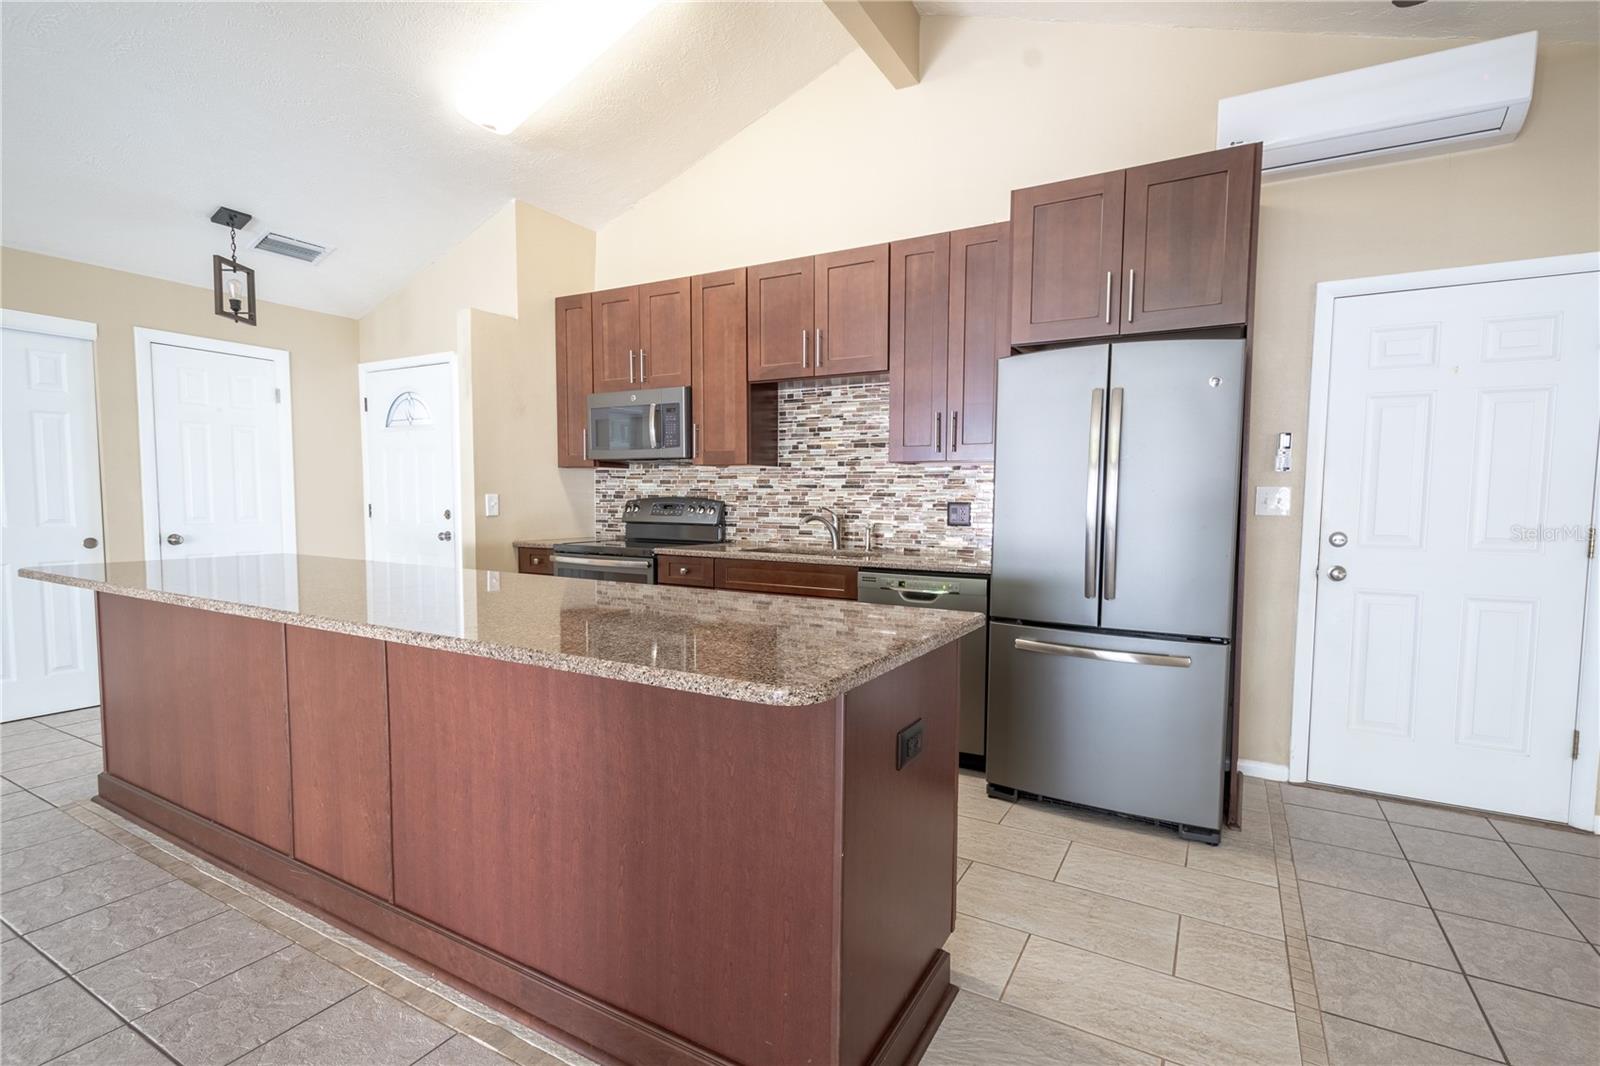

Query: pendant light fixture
<box><xmin>211</xmin><ymin>207</ymin><xmax>257</xmax><ymax>326</ymax></box>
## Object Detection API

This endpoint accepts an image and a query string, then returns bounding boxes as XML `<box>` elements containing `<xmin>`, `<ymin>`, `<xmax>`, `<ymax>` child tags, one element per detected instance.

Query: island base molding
<box><xmin>98</xmin><ymin>775</ymin><xmax>953</xmax><ymax>1066</ymax></box>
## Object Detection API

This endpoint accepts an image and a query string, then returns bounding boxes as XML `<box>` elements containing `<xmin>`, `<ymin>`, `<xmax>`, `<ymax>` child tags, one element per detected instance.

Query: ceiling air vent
<box><xmin>253</xmin><ymin>232</ymin><xmax>329</xmax><ymax>264</ymax></box>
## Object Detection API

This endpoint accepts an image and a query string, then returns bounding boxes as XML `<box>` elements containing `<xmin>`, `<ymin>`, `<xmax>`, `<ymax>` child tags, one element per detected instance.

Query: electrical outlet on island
<box><xmin>947</xmin><ymin>502</ymin><xmax>972</xmax><ymax>527</ymax></box>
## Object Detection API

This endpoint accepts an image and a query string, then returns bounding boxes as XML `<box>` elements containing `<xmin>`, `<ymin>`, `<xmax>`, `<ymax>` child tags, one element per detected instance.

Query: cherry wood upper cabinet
<box><xmin>638</xmin><ymin>277</ymin><xmax>691</xmax><ymax>387</ymax></box>
<box><xmin>693</xmin><ymin>269</ymin><xmax>778</xmax><ymax>466</ymax></box>
<box><xmin>1122</xmin><ymin>144</ymin><xmax>1259</xmax><ymax>335</ymax></box>
<box><xmin>947</xmin><ymin>222</ymin><xmax>1008</xmax><ymax>462</ymax></box>
<box><xmin>814</xmin><ymin>244</ymin><xmax>889</xmax><ymax>376</ymax></box>
<box><xmin>554</xmin><ymin>294</ymin><xmax>593</xmax><ymax>468</ymax></box>
<box><xmin>1010</xmin><ymin>171</ymin><xmax>1124</xmax><ymax>346</ymax></box>
<box><xmin>888</xmin><ymin>234</ymin><xmax>950</xmax><ymax>463</ymax></box>
<box><xmin>747</xmin><ymin>257</ymin><xmax>814</xmax><ymax>382</ymax></box>
<box><xmin>592</xmin><ymin>285</ymin><xmax>640</xmax><ymax>393</ymax></box>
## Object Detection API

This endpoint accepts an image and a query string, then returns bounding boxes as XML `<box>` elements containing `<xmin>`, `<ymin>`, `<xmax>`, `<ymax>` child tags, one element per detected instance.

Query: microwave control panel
<box><xmin>660</xmin><ymin>405</ymin><xmax>681</xmax><ymax>447</ymax></box>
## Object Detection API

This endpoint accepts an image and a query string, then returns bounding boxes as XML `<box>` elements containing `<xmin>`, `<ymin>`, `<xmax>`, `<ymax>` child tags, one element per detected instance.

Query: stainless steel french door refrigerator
<box><xmin>986</xmin><ymin>338</ymin><xmax>1245</xmax><ymax>840</ymax></box>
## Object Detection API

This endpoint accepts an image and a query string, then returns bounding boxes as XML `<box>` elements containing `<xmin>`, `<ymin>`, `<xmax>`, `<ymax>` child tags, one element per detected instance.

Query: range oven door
<box><xmin>551</xmin><ymin>555</ymin><xmax>655</xmax><ymax>584</ymax></box>
<box><xmin>586</xmin><ymin>387</ymin><xmax>690</xmax><ymax>461</ymax></box>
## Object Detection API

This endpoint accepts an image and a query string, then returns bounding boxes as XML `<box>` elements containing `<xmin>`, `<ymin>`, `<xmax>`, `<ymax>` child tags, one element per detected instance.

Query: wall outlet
<box><xmin>896</xmin><ymin>719</ymin><xmax>925</xmax><ymax>770</ymax></box>
<box><xmin>947</xmin><ymin>502</ymin><xmax>972</xmax><ymax>527</ymax></box>
<box><xmin>484</xmin><ymin>493</ymin><xmax>499</xmax><ymax>517</ymax></box>
<box><xmin>1255</xmin><ymin>486</ymin><xmax>1292</xmax><ymax>517</ymax></box>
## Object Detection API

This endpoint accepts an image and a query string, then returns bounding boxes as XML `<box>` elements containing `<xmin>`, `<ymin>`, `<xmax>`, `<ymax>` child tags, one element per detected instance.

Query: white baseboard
<box><xmin>1238</xmin><ymin>759</ymin><xmax>1290</xmax><ymax>782</ymax></box>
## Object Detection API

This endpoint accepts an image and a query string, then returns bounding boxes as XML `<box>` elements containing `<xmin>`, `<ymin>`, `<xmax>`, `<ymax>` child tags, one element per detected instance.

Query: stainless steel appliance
<box><xmin>551</xmin><ymin>496</ymin><xmax>724</xmax><ymax>583</ymax></box>
<box><xmin>586</xmin><ymin>387</ymin><xmax>692</xmax><ymax>462</ymax></box>
<box><xmin>987</xmin><ymin>338</ymin><xmax>1246</xmax><ymax>842</ymax></box>
<box><xmin>858</xmin><ymin>571</ymin><xmax>989</xmax><ymax>770</ymax></box>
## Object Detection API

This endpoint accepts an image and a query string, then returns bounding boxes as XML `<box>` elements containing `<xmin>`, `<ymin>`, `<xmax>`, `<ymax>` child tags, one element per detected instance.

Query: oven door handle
<box><xmin>552</xmin><ymin>555</ymin><xmax>654</xmax><ymax>571</ymax></box>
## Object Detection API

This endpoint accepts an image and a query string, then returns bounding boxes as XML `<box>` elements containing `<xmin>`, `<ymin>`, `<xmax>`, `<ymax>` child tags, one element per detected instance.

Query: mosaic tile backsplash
<box><xmin>594</xmin><ymin>380</ymin><xmax>994</xmax><ymax>561</ymax></box>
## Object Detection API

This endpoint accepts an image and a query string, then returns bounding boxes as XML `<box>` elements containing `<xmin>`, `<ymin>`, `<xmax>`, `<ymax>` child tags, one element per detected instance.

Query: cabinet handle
<box><xmin>581</xmin><ymin>427</ymin><xmax>589</xmax><ymax>461</ymax></box>
<box><xmin>1126</xmin><ymin>269</ymin><xmax>1135</xmax><ymax>323</ymax></box>
<box><xmin>816</xmin><ymin>328</ymin><xmax>823</xmax><ymax>367</ymax></box>
<box><xmin>693</xmin><ymin>422</ymin><xmax>700</xmax><ymax>460</ymax></box>
<box><xmin>801</xmin><ymin>329</ymin><xmax>808</xmax><ymax>369</ymax></box>
<box><xmin>678</xmin><ymin>566</ymin><xmax>690</xmax><ymax>576</ymax></box>
<box><xmin>951</xmin><ymin>411</ymin><xmax>959</xmax><ymax>453</ymax></box>
<box><xmin>935</xmin><ymin>411</ymin><xmax>942</xmax><ymax>452</ymax></box>
<box><xmin>639</xmin><ymin>349</ymin><xmax>647</xmax><ymax>381</ymax></box>
<box><xmin>628</xmin><ymin>350</ymin><xmax>635</xmax><ymax>383</ymax></box>
<box><xmin>1104</xmin><ymin>271</ymin><xmax>1112</xmax><ymax>324</ymax></box>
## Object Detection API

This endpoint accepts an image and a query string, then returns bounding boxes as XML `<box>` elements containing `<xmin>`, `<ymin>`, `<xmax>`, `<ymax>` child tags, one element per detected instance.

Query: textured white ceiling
<box><xmin>0</xmin><ymin>1</ymin><xmax>853</xmax><ymax>318</ymax></box>
<box><xmin>917</xmin><ymin>1</ymin><xmax>1599</xmax><ymax>43</ymax></box>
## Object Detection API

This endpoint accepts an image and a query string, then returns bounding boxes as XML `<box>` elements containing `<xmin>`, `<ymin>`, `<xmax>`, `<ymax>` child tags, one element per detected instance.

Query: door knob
<box><xmin>166</xmin><ymin>533</ymin><xmax>184</xmax><ymax>545</ymax></box>
<box><xmin>1328</xmin><ymin>531</ymin><xmax>1348</xmax><ymax>547</ymax></box>
<box><xmin>438</xmin><ymin>531</ymin><xmax>453</xmax><ymax>542</ymax></box>
<box><xmin>1328</xmin><ymin>565</ymin><xmax>1348</xmax><ymax>581</ymax></box>
<box><xmin>82</xmin><ymin>537</ymin><xmax>98</xmax><ymax>549</ymax></box>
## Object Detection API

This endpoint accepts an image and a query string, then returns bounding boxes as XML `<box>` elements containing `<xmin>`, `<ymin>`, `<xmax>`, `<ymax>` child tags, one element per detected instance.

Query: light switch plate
<box><xmin>484</xmin><ymin>493</ymin><xmax>499</xmax><ymax>517</ymax></box>
<box><xmin>1255</xmin><ymin>486</ymin><xmax>1292</xmax><ymax>517</ymax></box>
<box><xmin>485</xmin><ymin>571</ymin><xmax>500</xmax><ymax>592</ymax></box>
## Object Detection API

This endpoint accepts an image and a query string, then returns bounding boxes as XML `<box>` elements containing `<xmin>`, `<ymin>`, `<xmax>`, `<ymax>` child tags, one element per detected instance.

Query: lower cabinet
<box><xmin>713</xmin><ymin>558</ymin><xmax>858</xmax><ymax>600</ymax></box>
<box><xmin>286</xmin><ymin>627</ymin><xmax>394</xmax><ymax>900</ymax></box>
<box><xmin>517</xmin><ymin>547</ymin><xmax>555</xmax><ymax>575</ymax></box>
<box><xmin>657</xmin><ymin>554</ymin><xmax>715</xmax><ymax>587</ymax></box>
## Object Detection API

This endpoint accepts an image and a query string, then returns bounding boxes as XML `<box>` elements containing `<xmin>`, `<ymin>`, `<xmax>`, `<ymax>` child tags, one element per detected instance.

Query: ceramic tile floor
<box><xmin>5</xmin><ymin>709</ymin><xmax>1598</xmax><ymax>1065</ymax></box>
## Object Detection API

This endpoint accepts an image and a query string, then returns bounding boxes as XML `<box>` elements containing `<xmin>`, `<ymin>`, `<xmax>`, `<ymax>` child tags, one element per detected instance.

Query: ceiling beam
<box><xmin>823</xmin><ymin>1</ymin><xmax>920</xmax><ymax>88</ymax></box>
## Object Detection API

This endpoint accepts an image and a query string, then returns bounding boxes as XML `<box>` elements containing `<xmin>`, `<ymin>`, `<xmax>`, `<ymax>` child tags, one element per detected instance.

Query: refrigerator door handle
<box><xmin>1013</xmin><ymin>637</ymin><xmax>1191</xmax><ymax>669</ymax></box>
<box><xmin>1103</xmin><ymin>386</ymin><xmax>1125</xmax><ymax>599</ymax></box>
<box><xmin>1084</xmin><ymin>387</ymin><xmax>1105</xmax><ymax>598</ymax></box>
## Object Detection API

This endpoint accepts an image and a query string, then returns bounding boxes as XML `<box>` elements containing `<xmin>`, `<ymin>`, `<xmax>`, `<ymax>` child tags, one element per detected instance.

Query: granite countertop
<box><xmin>22</xmin><ymin>556</ymin><xmax>983</xmax><ymax>707</ymax></box>
<box><xmin>512</xmin><ymin>537</ymin><xmax>990</xmax><ymax>575</ymax></box>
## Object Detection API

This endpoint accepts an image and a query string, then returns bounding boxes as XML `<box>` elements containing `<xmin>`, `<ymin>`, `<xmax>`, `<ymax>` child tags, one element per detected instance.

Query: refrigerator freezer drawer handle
<box><xmin>1103</xmin><ymin>386</ymin><xmax>1124</xmax><ymax>600</ymax></box>
<box><xmin>1085</xmin><ymin>387</ymin><xmax>1105</xmax><ymax>599</ymax></box>
<box><xmin>1013</xmin><ymin>637</ymin><xmax>1191</xmax><ymax>669</ymax></box>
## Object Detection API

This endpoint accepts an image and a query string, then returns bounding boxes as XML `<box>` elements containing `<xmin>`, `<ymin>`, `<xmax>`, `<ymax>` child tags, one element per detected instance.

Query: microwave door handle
<box><xmin>647</xmin><ymin>403</ymin><xmax>659</xmax><ymax>449</ymax></box>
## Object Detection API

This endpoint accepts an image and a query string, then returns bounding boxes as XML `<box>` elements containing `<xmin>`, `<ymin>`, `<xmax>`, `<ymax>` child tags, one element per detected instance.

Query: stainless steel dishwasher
<box><xmin>858</xmin><ymin>570</ymin><xmax>989</xmax><ymax>769</ymax></box>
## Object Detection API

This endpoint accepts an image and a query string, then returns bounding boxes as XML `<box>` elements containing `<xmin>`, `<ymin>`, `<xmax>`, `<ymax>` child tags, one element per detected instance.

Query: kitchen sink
<box><xmin>730</xmin><ymin>544</ymin><xmax>870</xmax><ymax>560</ymax></box>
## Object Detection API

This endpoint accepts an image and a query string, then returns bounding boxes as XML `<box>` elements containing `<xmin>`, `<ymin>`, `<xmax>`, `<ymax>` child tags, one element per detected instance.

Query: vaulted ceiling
<box><xmin>0</xmin><ymin>1</ymin><xmax>853</xmax><ymax>317</ymax></box>
<box><xmin>3</xmin><ymin>2</ymin><xmax>1591</xmax><ymax>319</ymax></box>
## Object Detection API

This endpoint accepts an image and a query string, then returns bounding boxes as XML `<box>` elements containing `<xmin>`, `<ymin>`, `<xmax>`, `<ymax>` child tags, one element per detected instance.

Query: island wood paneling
<box><xmin>285</xmin><ymin>626</ymin><xmax>393</xmax><ymax>900</ymax></box>
<box><xmin>97</xmin><ymin>594</ymin><xmax>292</xmax><ymax>854</ymax></box>
<box><xmin>386</xmin><ymin>645</ymin><xmax>843</xmax><ymax>1066</ymax></box>
<box><xmin>839</xmin><ymin>642</ymin><xmax>959</xmax><ymax>1066</ymax></box>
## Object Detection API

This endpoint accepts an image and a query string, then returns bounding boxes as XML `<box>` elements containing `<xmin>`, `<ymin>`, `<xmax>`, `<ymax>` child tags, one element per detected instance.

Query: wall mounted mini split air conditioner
<box><xmin>1216</xmin><ymin>31</ymin><xmax>1538</xmax><ymax>179</ymax></box>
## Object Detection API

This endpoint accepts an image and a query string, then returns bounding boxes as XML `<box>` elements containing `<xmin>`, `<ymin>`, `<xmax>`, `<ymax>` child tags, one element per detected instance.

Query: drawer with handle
<box><xmin>657</xmin><ymin>554</ymin><xmax>715</xmax><ymax>588</ymax></box>
<box><xmin>517</xmin><ymin>547</ymin><xmax>555</xmax><ymax>576</ymax></box>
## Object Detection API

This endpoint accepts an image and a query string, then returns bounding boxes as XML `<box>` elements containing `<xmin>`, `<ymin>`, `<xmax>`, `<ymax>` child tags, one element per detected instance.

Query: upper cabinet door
<box><xmin>592</xmin><ymin>285</ymin><xmax>641</xmax><ymax>393</ymax></box>
<box><xmin>1121</xmin><ymin>144</ymin><xmax>1259</xmax><ymax>335</ymax></box>
<box><xmin>1010</xmin><ymin>172</ymin><xmax>1124</xmax><ymax>346</ymax></box>
<box><xmin>747</xmin><ymin>257</ymin><xmax>814</xmax><ymax>382</ymax></box>
<box><xmin>814</xmin><ymin>244</ymin><xmax>889</xmax><ymax>376</ymax></box>
<box><xmin>888</xmin><ymin>234</ymin><xmax>950</xmax><ymax>463</ymax></box>
<box><xmin>948</xmin><ymin>222</ymin><xmax>1009</xmax><ymax>462</ymax></box>
<box><xmin>554</xmin><ymin>293</ymin><xmax>593</xmax><ymax>468</ymax></box>
<box><xmin>638</xmin><ymin>278</ymin><xmax>691</xmax><ymax>388</ymax></box>
<box><xmin>693</xmin><ymin>269</ymin><xmax>764</xmax><ymax>466</ymax></box>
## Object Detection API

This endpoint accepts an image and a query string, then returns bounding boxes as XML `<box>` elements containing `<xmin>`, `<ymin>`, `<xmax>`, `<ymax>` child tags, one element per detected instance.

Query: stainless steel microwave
<box><xmin>585</xmin><ymin>387</ymin><xmax>691</xmax><ymax>461</ymax></box>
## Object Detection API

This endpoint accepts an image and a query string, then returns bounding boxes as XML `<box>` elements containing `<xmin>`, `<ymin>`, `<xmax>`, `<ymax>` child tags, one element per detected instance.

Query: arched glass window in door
<box><xmin>385</xmin><ymin>390</ymin><xmax>432</xmax><ymax>428</ymax></box>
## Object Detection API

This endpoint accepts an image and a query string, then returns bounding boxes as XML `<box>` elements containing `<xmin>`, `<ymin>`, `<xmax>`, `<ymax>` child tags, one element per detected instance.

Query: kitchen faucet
<box><xmin>801</xmin><ymin>507</ymin><xmax>843</xmax><ymax>550</ymax></box>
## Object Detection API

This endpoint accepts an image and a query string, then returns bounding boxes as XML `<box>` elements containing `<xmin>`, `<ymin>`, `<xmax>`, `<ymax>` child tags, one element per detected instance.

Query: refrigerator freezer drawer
<box><xmin>986</xmin><ymin>622</ymin><xmax>1229</xmax><ymax>831</ymax></box>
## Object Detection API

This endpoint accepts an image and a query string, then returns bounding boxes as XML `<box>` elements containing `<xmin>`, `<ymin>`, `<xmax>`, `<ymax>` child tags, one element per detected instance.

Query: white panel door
<box><xmin>361</xmin><ymin>360</ymin><xmax>458</xmax><ymax>568</ymax></box>
<box><xmin>1</xmin><ymin>327</ymin><xmax>104</xmax><ymax>719</ymax></box>
<box><xmin>150</xmin><ymin>342</ymin><xmax>287</xmax><ymax>561</ymax></box>
<box><xmin>1309</xmin><ymin>272</ymin><xmax>1599</xmax><ymax>820</ymax></box>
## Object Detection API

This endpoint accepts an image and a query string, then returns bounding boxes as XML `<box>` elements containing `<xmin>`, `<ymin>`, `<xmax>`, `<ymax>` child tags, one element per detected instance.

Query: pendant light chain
<box><xmin>229</xmin><ymin>224</ymin><xmax>238</xmax><ymax>263</ymax></box>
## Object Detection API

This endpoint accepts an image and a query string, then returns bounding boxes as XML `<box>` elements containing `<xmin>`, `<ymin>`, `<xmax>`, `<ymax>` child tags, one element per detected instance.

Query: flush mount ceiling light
<box><xmin>210</xmin><ymin>207</ymin><xmax>257</xmax><ymax>327</ymax></box>
<box><xmin>454</xmin><ymin>0</ymin><xmax>660</xmax><ymax>134</ymax></box>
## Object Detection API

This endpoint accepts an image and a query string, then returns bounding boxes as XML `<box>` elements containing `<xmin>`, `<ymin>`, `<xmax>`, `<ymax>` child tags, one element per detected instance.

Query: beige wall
<box><xmin>358</xmin><ymin>202</ymin><xmax>519</xmax><ymax>363</ymax></box>
<box><xmin>1</xmin><ymin>247</ymin><xmax>364</xmax><ymax>563</ymax></box>
<box><xmin>595</xmin><ymin>17</ymin><xmax>1600</xmax><ymax>769</ymax></box>
<box><xmin>356</xmin><ymin>201</ymin><xmax>597</xmax><ymax>570</ymax></box>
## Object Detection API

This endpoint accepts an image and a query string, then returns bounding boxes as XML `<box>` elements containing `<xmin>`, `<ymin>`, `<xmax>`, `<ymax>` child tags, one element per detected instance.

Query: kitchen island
<box><xmin>21</xmin><ymin>555</ymin><xmax>981</xmax><ymax>1066</ymax></box>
